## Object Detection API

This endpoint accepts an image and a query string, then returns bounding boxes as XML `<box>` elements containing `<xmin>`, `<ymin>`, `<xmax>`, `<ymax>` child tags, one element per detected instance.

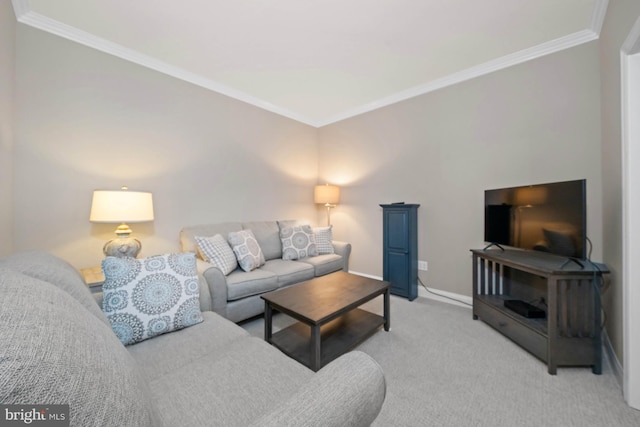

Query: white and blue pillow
<box><xmin>228</xmin><ymin>229</ymin><xmax>265</xmax><ymax>272</ymax></box>
<box><xmin>280</xmin><ymin>225</ymin><xmax>318</xmax><ymax>260</ymax></box>
<box><xmin>101</xmin><ymin>253</ymin><xmax>203</xmax><ymax>346</ymax></box>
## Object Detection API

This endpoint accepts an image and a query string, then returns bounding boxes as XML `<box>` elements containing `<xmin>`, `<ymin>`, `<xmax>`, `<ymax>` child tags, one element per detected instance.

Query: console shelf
<box><xmin>471</xmin><ymin>249</ymin><xmax>608</xmax><ymax>375</ymax></box>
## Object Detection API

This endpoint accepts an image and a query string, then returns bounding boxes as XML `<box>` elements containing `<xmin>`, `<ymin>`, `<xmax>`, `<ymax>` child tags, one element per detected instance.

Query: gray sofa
<box><xmin>0</xmin><ymin>251</ymin><xmax>385</xmax><ymax>427</ymax></box>
<box><xmin>180</xmin><ymin>220</ymin><xmax>351</xmax><ymax>323</ymax></box>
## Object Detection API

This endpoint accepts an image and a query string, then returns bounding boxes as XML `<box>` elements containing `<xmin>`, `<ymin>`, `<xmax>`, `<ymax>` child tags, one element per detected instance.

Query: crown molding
<box><xmin>11</xmin><ymin>0</ymin><xmax>29</xmax><ymax>18</ymax></box>
<box><xmin>12</xmin><ymin>0</ymin><xmax>608</xmax><ymax>128</ymax></box>
<box><xmin>320</xmin><ymin>0</ymin><xmax>608</xmax><ymax>126</ymax></box>
<box><xmin>316</xmin><ymin>29</ymin><xmax>599</xmax><ymax>127</ymax></box>
<box><xmin>622</xmin><ymin>16</ymin><xmax>640</xmax><ymax>54</ymax></box>
<box><xmin>11</xmin><ymin>0</ymin><xmax>317</xmax><ymax>126</ymax></box>
<box><xmin>590</xmin><ymin>0</ymin><xmax>609</xmax><ymax>35</ymax></box>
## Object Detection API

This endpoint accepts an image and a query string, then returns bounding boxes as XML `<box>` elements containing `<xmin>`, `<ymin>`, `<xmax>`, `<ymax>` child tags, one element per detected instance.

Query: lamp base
<box><xmin>325</xmin><ymin>203</ymin><xmax>336</xmax><ymax>226</ymax></box>
<box><xmin>103</xmin><ymin>236</ymin><xmax>142</xmax><ymax>258</ymax></box>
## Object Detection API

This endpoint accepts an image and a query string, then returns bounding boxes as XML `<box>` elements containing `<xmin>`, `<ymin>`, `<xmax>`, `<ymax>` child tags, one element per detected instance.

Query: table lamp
<box><xmin>90</xmin><ymin>187</ymin><xmax>154</xmax><ymax>258</ymax></box>
<box><xmin>314</xmin><ymin>184</ymin><xmax>340</xmax><ymax>226</ymax></box>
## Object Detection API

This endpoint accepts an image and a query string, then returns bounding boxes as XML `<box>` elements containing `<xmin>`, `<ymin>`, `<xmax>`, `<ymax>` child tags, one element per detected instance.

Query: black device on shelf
<box><xmin>503</xmin><ymin>299</ymin><xmax>546</xmax><ymax>319</ymax></box>
<box><xmin>484</xmin><ymin>179</ymin><xmax>587</xmax><ymax>259</ymax></box>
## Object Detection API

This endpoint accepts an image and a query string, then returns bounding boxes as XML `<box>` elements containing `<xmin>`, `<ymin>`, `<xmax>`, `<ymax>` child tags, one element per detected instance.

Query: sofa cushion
<box><xmin>313</xmin><ymin>225</ymin><xmax>335</xmax><ymax>255</ymax></box>
<box><xmin>0</xmin><ymin>268</ymin><xmax>153</xmax><ymax>427</ymax></box>
<box><xmin>102</xmin><ymin>253</ymin><xmax>204</xmax><ymax>345</ymax></box>
<box><xmin>251</xmin><ymin>351</ymin><xmax>386</xmax><ymax>427</ymax></box>
<box><xmin>280</xmin><ymin>225</ymin><xmax>318</xmax><ymax>260</ymax></box>
<box><xmin>298</xmin><ymin>254</ymin><xmax>345</xmax><ymax>276</ymax></box>
<box><xmin>242</xmin><ymin>221</ymin><xmax>282</xmax><ymax>261</ymax></box>
<box><xmin>261</xmin><ymin>259</ymin><xmax>315</xmax><ymax>287</ymax></box>
<box><xmin>195</xmin><ymin>234</ymin><xmax>238</xmax><ymax>275</ymax></box>
<box><xmin>226</xmin><ymin>268</ymin><xmax>279</xmax><ymax>301</ymax></box>
<box><xmin>147</xmin><ymin>337</ymin><xmax>312</xmax><ymax>427</ymax></box>
<box><xmin>228</xmin><ymin>229</ymin><xmax>266</xmax><ymax>272</ymax></box>
<box><xmin>0</xmin><ymin>250</ymin><xmax>110</xmax><ymax>327</ymax></box>
<box><xmin>128</xmin><ymin>311</ymin><xmax>250</xmax><ymax>381</ymax></box>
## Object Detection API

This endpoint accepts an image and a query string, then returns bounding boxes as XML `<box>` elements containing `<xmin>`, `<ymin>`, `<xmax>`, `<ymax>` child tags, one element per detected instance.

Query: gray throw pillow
<box><xmin>228</xmin><ymin>229</ymin><xmax>266</xmax><ymax>272</ymax></box>
<box><xmin>281</xmin><ymin>225</ymin><xmax>318</xmax><ymax>260</ymax></box>
<box><xmin>313</xmin><ymin>225</ymin><xmax>335</xmax><ymax>255</ymax></box>
<box><xmin>195</xmin><ymin>234</ymin><xmax>238</xmax><ymax>275</ymax></box>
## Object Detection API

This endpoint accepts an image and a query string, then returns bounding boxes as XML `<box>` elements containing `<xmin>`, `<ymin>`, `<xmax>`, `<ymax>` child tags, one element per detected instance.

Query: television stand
<box><xmin>471</xmin><ymin>249</ymin><xmax>608</xmax><ymax>375</ymax></box>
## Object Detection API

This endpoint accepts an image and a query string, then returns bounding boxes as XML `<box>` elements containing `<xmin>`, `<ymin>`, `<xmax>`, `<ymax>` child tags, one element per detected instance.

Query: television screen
<box><xmin>484</xmin><ymin>179</ymin><xmax>586</xmax><ymax>259</ymax></box>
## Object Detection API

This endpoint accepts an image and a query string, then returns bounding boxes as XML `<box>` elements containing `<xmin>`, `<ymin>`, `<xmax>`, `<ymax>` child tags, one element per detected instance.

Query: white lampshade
<box><xmin>314</xmin><ymin>184</ymin><xmax>340</xmax><ymax>205</ymax></box>
<box><xmin>314</xmin><ymin>184</ymin><xmax>340</xmax><ymax>226</ymax></box>
<box><xmin>90</xmin><ymin>189</ymin><xmax>154</xmax><ymax>223</ymax></box>
<box><xmin>89</xmin><ymin>188</ymin><xmax>154</xmax><ymax>258</ymax></box>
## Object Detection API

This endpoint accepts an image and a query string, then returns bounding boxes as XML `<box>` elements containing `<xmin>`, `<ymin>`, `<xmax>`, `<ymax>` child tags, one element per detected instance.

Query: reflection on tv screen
<box><xmin>484</xmin><ymin>180</ymin><xmax>586</xmax><ymax>259</ymax></box>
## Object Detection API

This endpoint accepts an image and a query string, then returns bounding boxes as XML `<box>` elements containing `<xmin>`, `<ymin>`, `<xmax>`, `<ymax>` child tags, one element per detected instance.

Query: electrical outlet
<box><xmin>418</xmin><ymin>260</ymin><xmax>428</xmax><ymax>271</ymax></box>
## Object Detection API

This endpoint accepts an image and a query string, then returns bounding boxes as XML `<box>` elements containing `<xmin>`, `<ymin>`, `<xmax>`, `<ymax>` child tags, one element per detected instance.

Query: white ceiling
<box><xmin>12</xmin><ymin>0</ymin><xmax>606</xmax><ymax>127</ymax></box>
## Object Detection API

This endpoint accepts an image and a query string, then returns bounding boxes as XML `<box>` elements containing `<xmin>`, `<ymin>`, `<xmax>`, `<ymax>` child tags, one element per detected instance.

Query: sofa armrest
<box><xmin>196</xmin><ymin>259</ymin><xmax>228</xmax><ymax>316</ymax></box>
<box><xmin>332</xmin><ymin>240</ymin><xmax>351</xmax><ymax>272</ymax></box>
<box><xmin>196</xmin><ymin>272</ymin><xmax>212</xmax><ymax>312</ymax></box>
<box><xmin>250</xmin><ymin>351</ymin><xmax>385</xmax><ymax>427</ymax></box>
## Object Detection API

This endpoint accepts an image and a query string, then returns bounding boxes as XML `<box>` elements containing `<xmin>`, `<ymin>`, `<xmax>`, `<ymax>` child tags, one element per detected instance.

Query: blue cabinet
<box><xmin>380</xmin><ymin>204</ymin><xmax>419</xmax><ymax>300</ymax></box>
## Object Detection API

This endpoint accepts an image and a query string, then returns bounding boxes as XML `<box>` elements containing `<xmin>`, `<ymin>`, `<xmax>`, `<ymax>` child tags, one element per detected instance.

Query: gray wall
<box><xmin>13</xmin><ymin>24</ymin><xmax>319</xmax><ymax>269</ymax></box>
<box><xmin>599</xmin><ymin>0</ymin><xmax>640</xmax><ymax>366</ymax></box>
<box><xmin>318</xmin><ymin>42</ymin><xmax>602</xmax><ymax>299</ymax></box>
<box><xmin>0</xmin><ymin>2</ymin><xmax>15</xmax><ymax>256</ymax></box>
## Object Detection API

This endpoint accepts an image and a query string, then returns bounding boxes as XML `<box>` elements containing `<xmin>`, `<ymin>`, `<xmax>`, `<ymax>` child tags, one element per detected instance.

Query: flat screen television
<box><xmin>484</xmin><ymin>179</ymin><xmax>587</xmax><ymax>259</ymax></box>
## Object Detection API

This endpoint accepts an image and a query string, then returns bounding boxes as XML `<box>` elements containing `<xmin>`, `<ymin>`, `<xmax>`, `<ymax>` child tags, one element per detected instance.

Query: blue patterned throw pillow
<box><xmin>101</xmin><ymin>253</ymin><xmax>203</xmax><ymax>346</ymax></box>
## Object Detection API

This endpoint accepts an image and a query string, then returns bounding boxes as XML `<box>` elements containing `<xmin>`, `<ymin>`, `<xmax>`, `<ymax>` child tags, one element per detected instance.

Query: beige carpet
<box><xmin>241</xmin><ymin>295</ymin><xmax>640</xmax><ymax>426</ymax></box>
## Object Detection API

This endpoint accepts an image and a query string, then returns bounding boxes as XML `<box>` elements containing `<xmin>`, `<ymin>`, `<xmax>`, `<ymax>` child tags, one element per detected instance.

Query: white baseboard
<box><xmin>349</xmin><ymin>271</ymin><xmax>472</xmax><ymax>309</ymax></box>
<box><xmin>349</xmin><ymin>271</ymin><xmax>382</xmax><ymax>281</ymax></box>
<box><xmin>417</xmin><ymin>285</ymin><xmax>473</xmax><ymax>308</ymax></box>
<box><xmin>603</xmin><ymin>327</ymin><xmax>624</xmax><ymax>388</ymax></box>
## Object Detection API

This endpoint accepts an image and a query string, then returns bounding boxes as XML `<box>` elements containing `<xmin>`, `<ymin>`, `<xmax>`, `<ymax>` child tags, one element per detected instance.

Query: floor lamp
<box><xmin>314</xmin><ymin>184</ymin><xmax>340</xmax><ymax>226</ymax></box>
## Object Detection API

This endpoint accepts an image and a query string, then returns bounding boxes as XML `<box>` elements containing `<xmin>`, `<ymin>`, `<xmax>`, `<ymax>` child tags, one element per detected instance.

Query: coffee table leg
<box><xmin>264</xmin><ymin>302</ymin><xmax>273</xmax><ymax>343</ymax></box>
<box><xmin>384</xmin><ymin>288</ymin><xmax>390</xmax><ymax>331</ymax></box>
<box><xmin>311</xmin><ymin>325</ymin><xmax>321</xmax><ymax>371</ymax></box>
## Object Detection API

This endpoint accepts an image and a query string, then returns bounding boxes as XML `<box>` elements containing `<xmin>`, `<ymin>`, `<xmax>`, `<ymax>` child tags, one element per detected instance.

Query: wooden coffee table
<box><xmin>261</xmin><ymin>271</ymin><xmax>390</xmax><ymax>371</ymax></box>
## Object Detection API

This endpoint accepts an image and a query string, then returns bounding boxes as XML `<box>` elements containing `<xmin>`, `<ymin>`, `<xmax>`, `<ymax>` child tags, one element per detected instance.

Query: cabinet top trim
<box><xmin>470</xmin><ymin>248</ymin><xmax>608</xmax><ymax>276</ymax></box>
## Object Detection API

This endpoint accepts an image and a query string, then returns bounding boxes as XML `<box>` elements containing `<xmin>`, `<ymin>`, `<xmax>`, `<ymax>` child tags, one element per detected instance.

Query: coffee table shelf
<box><xmin>270</xmin><ymin>308</ymin><xmax>385</xmax><ymax>369</ymax></box>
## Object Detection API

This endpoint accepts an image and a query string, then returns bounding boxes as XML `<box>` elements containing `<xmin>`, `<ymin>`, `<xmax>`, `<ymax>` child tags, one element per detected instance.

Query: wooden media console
<box><xmin>471</xmin><ymin>248</ymin><xmax>608</xmax><ymax>375</ymax></box>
